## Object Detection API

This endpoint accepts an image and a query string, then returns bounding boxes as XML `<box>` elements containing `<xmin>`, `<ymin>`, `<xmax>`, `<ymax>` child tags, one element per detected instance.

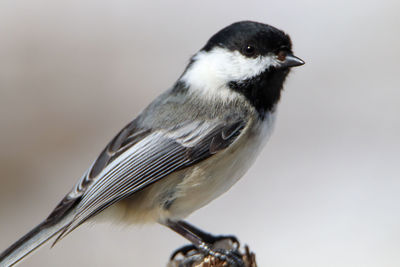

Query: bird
<box><xmin>0</xmin><ymin>20</ymin><xmax>304</xmax><ymax>266</ymax></box>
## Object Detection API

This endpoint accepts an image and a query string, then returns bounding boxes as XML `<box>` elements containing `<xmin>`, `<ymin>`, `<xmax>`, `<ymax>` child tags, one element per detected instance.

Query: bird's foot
<box><xmin>170</xmin><ymin>236</ymin><xmax>244</xmax><ymax>266</ymax></box>
<box><xmin>171</xmin><ymin>234</ymin><xmax>240</xmax><ymax>259</ymax></box>
<box><xmin>198</xmin><ymin>242</ymin><xmax>245</xmax><ymax>266</ymax></box>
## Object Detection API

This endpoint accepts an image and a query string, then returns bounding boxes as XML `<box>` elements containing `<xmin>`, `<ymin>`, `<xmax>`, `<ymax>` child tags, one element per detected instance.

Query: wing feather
<box><xmin>54</xmin><ymin>119</ymin><xmax>246</xmax><ymax>242</ymax></box>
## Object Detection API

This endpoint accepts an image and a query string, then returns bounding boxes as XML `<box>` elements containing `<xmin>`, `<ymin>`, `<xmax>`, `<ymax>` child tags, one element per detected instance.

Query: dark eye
<box><xmin>242</xmin><ymin>45</ymin><xmax>256</xmax><ymax>57</ymax></box>
<box><xmin>277</xmin><ymin>50</ymin><xmax>287</xmax><ymax>61</ymax></box>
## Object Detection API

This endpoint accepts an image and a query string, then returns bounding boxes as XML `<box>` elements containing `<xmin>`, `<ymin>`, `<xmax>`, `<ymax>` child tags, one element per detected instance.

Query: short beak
<box><xmin>280</xmin><ymin>54</ymin><xmax>305</xmax><ymax>68</ymax></box>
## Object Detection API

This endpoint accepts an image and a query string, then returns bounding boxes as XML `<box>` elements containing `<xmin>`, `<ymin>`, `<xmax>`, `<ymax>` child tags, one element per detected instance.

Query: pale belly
<box><xmin>98</xmin><ymin>111</ymin><xmax>276</xmax><ymax>225</ymax></box>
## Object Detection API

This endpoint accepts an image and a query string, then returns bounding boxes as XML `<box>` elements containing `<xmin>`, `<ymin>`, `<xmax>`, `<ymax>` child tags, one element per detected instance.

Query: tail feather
<box><xmin>0</xmin><ymin>213</ymin><xmax>73</xmax><ymax>267</ymax></box>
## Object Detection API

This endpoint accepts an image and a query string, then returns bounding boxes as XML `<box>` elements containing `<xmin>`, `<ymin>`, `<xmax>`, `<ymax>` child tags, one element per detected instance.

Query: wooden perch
<box><xmin>167</xmin><ymin>239</ymin><xmax>257</xmax><ymax>267</ymax></box>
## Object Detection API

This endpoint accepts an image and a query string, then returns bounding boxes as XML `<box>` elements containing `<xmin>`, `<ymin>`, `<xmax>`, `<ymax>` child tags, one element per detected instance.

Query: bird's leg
<box><xmin>165</xmin><ymin>220</ymin><xmax>244</xmax><ymax>266</ymax></box>
<box><xmin>178</xmin><ymin>220</ymin><xmax>240</xmax><ymax>248</ymax></box>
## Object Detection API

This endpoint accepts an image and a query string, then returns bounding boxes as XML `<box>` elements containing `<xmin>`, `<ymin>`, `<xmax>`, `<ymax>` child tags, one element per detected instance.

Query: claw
<box><xmin>170</xmin><ymin>244</ymin><xmax>197</xmax><ymax>259</ymax></box>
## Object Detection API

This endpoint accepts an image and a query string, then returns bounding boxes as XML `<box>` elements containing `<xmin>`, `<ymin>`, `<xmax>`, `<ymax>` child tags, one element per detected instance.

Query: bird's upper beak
<box><xmin>279</xmin><ymin>54</ymin><xmax>305</xmax><ymax>68</ymax></box>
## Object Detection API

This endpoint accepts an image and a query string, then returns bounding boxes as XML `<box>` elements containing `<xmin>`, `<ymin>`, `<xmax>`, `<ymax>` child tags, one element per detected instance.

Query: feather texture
<box><xmin>54</xmin><ymin>119</ymin><xmax>245</xmax><ymax>243</ymax></box>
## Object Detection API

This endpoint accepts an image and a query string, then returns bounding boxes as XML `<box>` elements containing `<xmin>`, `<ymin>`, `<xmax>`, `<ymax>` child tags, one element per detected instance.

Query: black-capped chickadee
<box><xmin>0</xmin><ymin>20</ymin><xmax>304</xmax><ymax>266</ymax></box>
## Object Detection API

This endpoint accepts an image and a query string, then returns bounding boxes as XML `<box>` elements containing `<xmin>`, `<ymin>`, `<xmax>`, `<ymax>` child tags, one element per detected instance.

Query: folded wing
<box><xmin>54</xmin><ymin>118</ymin><xmax>246</xmax><ymax>242</ymax></box>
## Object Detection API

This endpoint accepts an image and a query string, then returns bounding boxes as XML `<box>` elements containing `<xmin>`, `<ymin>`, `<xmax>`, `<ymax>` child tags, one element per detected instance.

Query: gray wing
<box><xmin>53</xmin><ymin>118</ymin><xmax>246</xmax><ymax>241</ymax></box>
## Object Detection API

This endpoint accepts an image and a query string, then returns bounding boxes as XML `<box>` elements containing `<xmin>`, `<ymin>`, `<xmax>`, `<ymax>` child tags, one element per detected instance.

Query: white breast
<box><xmin>160</xmin><ymin>110</ymin><xmax>277</xmax><ymax>222</ymax></box>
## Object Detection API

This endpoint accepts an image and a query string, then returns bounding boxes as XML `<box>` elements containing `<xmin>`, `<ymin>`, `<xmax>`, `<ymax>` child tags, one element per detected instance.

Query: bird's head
<box><xmin>180</xmin><ymin>21</ymin><xmax>304</xmax><ymax>114</ymax></box>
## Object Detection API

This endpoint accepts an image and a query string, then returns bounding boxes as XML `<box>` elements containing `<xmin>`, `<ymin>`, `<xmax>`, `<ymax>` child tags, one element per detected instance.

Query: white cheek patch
<box><xmin>180</xmin><ymin>47</ymin><xmax>279</xmax><ymax>100</ymax></box>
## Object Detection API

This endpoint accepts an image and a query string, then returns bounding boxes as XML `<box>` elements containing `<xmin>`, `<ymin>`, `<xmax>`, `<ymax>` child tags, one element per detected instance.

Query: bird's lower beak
<box><xmin>281</xmin><ymin>54</ymin><xmax>305</xmax><ymax>68</ymax></box>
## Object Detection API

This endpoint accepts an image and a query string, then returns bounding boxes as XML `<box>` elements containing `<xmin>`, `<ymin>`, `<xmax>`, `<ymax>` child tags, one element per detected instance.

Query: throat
<box><xmin>228</xmin><ymin>69</ymin><xmax>288</xmax><ymax>119</ymax></box>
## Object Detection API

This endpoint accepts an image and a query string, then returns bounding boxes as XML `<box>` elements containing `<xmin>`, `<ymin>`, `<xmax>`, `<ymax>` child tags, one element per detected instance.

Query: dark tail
<box><xmin>0</xmin><ymin>212</ymin><xmax>73</xmax><ymax>267</ymax></box>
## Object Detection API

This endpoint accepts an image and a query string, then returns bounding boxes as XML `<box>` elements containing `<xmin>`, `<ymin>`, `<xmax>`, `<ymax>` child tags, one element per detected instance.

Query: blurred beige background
<box><xmin>1</xmin><ymin>0</ymin><xmax>399</xmax><ymax>266</ymax></box>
